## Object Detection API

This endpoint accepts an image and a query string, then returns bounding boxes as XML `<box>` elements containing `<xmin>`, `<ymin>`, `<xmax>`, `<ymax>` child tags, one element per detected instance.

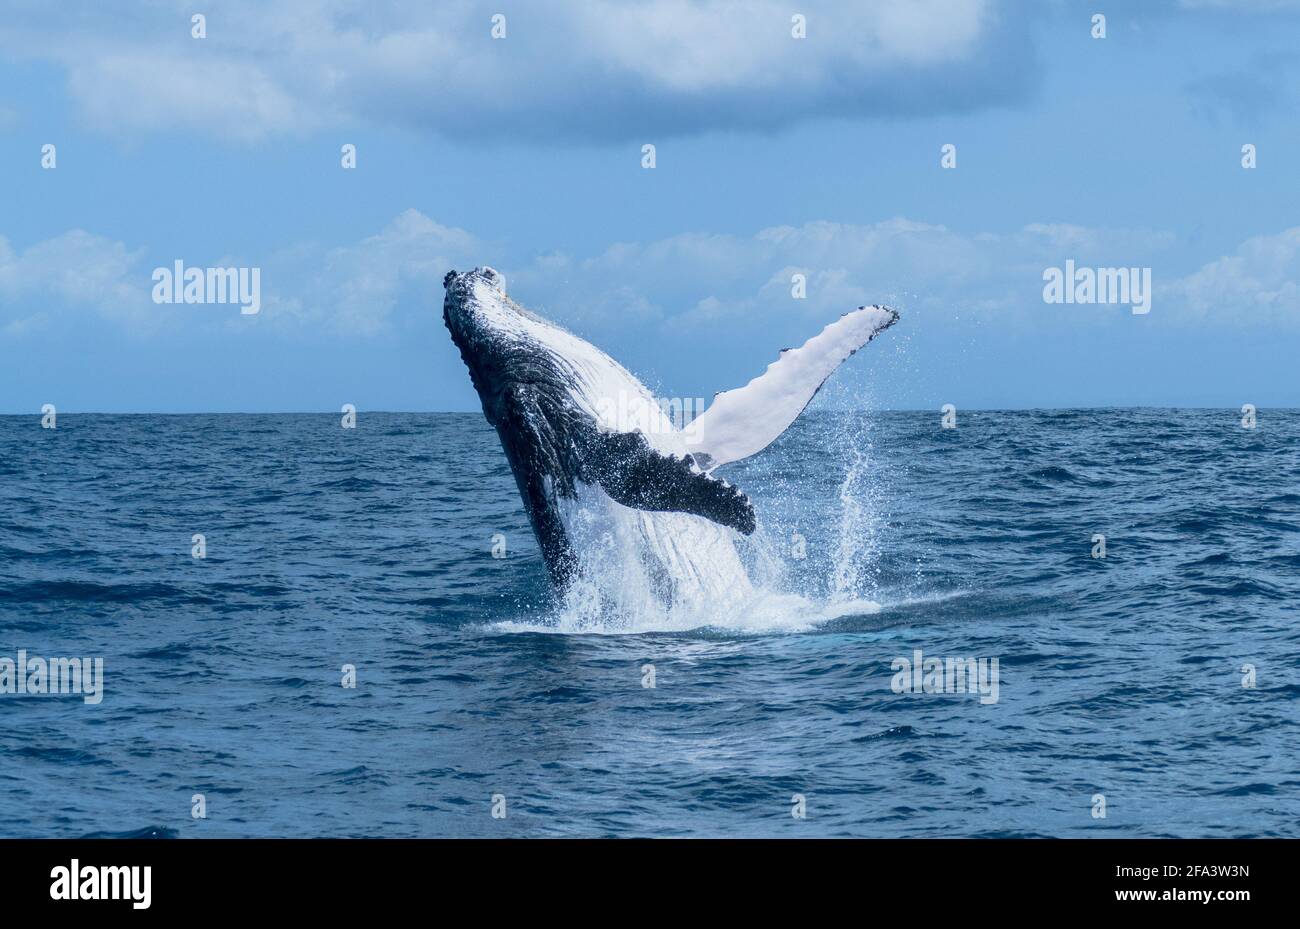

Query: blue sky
<box><xmin>1</xmin><ymin>0</ymin><xmax>1298</xmax><ymax>413</ymax></box>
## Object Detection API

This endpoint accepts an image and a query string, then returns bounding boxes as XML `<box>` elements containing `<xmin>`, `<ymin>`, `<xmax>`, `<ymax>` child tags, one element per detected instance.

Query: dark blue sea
<box><xmin>1</xmin><ymin>409</ymin><xmax>1297</xmax><ymax>837</ymax></box>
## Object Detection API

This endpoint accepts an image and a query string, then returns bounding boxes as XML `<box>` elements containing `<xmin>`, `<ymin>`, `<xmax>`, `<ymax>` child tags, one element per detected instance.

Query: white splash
<box><xmin>830</xmin><ymin>412</ymin><xmax>884</xmax><ymax>604</ymax></box>
<box><xmin>495</xmin><ymin>452</ymin><xmax>888</xmax><ymax>636</ymax></box>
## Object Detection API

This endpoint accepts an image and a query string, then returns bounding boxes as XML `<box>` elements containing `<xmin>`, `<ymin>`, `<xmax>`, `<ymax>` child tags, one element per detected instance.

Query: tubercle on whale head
<box><xmin>442</xmin><ymin>267</ymin><xmax>511</xmax><ymax>349</ymax></box>
<box><xmin>443</xmin><ymin>266</ymin><xmax>505</xmax><ymax>300</ymax></box>
<box><xmin>442</xmin><ymin>266</ymin><xmax>511</xmax><ymax>330</ymax></box>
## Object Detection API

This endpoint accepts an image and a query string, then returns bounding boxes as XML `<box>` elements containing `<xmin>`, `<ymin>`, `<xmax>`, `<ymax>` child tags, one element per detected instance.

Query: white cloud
<box><xmin>5</xmin><ymin>214</ymin><xmax>1293</xmax><ymax>341</ymax></box>
<box><xmin>68</xmin><ymin>54</ymin><xmax>310</xmax><ymax>141</ymax></box>
<box><xmin>0</xmin><ymin>0</ymin><xmax>1035</xmax><ymax>142</ymax></box>
<box><xmin>0</xmin><ymin>230</ymin><xmax>149</xmax><ymax>329</ymax></box>
<box><xmin>282</xmin><ymin>209</ymin><xmax>484</xmax><ymax>334</ymax></box>
<box><xmin>1018</xmin><ymin>223</ymin><xmax>1177</xmax><ymax>256</ymax></box>
<box><xmin>1165</xmin><ymin>227</ymin><xmax>1300</xmax><ymax>322</ymax></box>
<box><xmin>505</xmin><ymin>216</ymin><xmax>1182</xmax><ymax>330</ymax></box>
<box><xmin>0</xmin><ymin>209</ymin><xmax>484</xmax><ymax>338</ymax></box>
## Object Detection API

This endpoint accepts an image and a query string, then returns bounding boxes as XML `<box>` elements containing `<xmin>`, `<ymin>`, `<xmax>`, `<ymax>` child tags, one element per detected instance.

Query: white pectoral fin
<box><xmin>683</xmin><ymin>304</ymin><xmax>898</xmax><ymax>469</ymax></box>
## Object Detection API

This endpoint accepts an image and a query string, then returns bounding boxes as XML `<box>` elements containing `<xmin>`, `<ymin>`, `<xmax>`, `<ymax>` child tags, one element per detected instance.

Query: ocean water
<box><xmin>1</xmin><ymin>409</ymin><xmax>1297</xmax><ymax>838</ymax></box>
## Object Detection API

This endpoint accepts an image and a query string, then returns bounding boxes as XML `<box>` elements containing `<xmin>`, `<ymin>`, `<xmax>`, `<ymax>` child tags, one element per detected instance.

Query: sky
<box><xmin>1</xmin><ymin>0</ymin><xmax>1298</xmax><ymax>413</ymax></box>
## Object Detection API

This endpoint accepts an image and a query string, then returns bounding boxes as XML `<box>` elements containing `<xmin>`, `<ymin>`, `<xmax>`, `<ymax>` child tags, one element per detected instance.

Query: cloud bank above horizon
<box><xmin>0</xmin><ymin>0</ymin><xmax>1041</xmax><ymax>143</ymax></box>
<box><xmin>3</xmin><ymin>210</ymin><xmax>1295</xmax><ymax>341</ymax></box>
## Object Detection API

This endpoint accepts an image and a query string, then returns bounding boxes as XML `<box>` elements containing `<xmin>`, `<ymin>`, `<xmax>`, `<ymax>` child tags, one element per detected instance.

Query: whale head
<box><xmin>443</xmin><ymin>267</ymin><xmax>537</xmax><ymax>426</ymax></box>
<box><xmin>443</xmin><ymin>266</ymin><xmax>623</xmax><ymax>588</ymax></box>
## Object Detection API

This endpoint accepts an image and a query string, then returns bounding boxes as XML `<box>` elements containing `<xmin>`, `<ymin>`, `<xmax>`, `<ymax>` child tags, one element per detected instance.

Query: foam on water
<box><xmin>492</xmin><ymin>589</ymin><xmax>882</xmax><ymax>636</ymax></box>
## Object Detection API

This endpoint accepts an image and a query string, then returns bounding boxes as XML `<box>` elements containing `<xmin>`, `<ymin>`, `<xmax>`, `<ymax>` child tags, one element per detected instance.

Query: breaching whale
<box><xmin>443</xmin><ymin>266</ymin><xmax>898</xmax><ymax>616</ymax></box>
